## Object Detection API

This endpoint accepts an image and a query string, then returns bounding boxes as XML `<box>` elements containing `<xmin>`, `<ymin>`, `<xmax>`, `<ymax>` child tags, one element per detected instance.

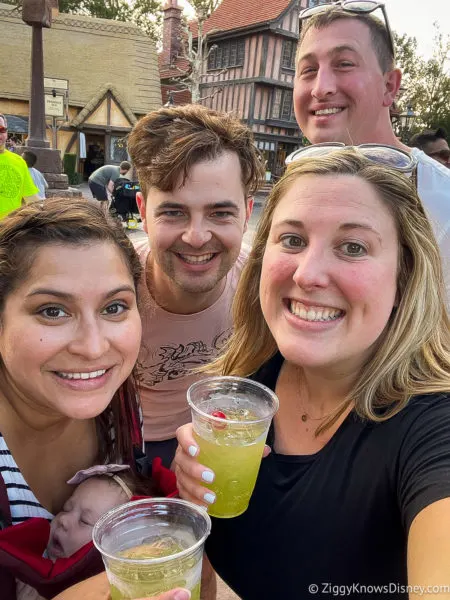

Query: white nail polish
<box><xmin>204</xmin><ymin>492</ymin><xmax>216</xmax><ymax>504</ymax></box>
<box><xmin>188</xmin><ymin>445</ymin><xmax>198</xmax><ymax>457</ymax></box>
<box><xmin>202</xmin><ymin>470</ymin><xmax>215</xmax><ymax>483</ymax></box>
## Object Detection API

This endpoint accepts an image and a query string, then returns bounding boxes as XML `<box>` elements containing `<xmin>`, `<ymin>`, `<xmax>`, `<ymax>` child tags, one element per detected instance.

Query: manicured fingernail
<box><xmin>188</xmin><ymin>445</ymin><xmax>198</xmax><ymax>457</ymax></box>
<box><xmin>174</xmin><ymin>590</ymin><xmax>191</xmax><ymax>600</ymax></box>
<box><xmin>204</xmin><ymin>492</ymin><xmax>216</xmax><ymax>504</ymax></box>
<box><xmin>201</xmin><ymin>470</ymin><xmax>215</xmax><ymax>483</ymax></box>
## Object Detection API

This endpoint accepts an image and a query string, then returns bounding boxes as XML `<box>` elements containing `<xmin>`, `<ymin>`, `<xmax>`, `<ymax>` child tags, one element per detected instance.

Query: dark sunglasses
<box><xmin>299</xmin><ymin>0</ymin><xmax>395</xmax><ymax>59</ymax></box>
<box><xmin>0</xmin><ymin>126</ymin><xmax>7</xmax><ymax>134</ymax></box>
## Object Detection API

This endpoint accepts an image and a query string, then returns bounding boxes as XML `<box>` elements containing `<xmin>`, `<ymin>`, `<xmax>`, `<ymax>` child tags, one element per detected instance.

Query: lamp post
<box><xmin>22</xmin><ymin>0</ymin><xmax>53</xmax><ymax>149</ymax></box>
<box><xmin>399</xmin><ymin>104</ymin><xmax>417</xmax><ymax>144</ymax></box>
<box><xmin>20</xmin><ymin>0</ymin><xmax>80</xmax><ymax>197</ymax></box>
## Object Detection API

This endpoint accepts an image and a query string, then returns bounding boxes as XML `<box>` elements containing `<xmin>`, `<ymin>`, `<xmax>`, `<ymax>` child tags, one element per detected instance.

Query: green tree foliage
<box><xmin>394</xmin><ymin>25</ymin><xmax>450</xmax><ymax>136</ymax></box>
<box><xmin>3</xmin><ymin>0</ymin><xmax>163</xmax><ymax>41</ymax></box>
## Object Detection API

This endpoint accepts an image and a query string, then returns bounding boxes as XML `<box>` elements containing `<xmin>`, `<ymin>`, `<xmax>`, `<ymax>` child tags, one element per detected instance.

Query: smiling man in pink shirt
<box><xmin>127</xmin><ymin>104</ymin><xmax>264</xmax><ymax>467</ymax></box>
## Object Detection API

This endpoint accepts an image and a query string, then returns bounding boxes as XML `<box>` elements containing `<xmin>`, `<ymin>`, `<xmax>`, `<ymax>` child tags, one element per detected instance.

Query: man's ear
<box><xmin>243</xmin><ymin>197</ymin><xmax>254</xmax><ymax>233</ymax></box>
<box><xmin>136</xmin><ymin>192</ymin><xmax>147</xmax><ymax>233</ymax></box>
<box><xmin>383</xmin><ymin>68</ymin><xmax>402</xmax><ymax>108</ymax></box>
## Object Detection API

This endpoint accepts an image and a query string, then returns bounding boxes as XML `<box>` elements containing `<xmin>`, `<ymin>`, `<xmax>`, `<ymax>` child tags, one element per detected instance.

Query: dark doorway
<box><xmin>83</xmin><ymin>133</ymin><xmax>105</xmax><ymax>179</ymax></box>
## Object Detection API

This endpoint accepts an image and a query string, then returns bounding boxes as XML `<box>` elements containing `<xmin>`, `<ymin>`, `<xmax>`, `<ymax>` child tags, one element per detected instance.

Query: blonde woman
<box><xmin>174</xmin><ymin>147</ymin><xmax>450</xmax><ymax>599</ymax></box>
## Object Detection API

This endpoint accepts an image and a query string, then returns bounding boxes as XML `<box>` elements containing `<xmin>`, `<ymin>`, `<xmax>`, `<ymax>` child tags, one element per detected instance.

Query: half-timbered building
<box><xmin>195</xmin><ymin>0</ymin><xmax>308</xmax><ymax>179</ymax></box>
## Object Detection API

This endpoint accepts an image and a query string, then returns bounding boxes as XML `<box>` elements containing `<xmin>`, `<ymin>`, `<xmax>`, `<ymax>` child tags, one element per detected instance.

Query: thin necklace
<box><xmin>300</xmin><ymin>397</ymin><xmax>350</xmax><ymax>422</ymax></box>
<box><xmin>292</xmin><ymin>366</ymin><xmax>351</xmax><ymax>422</ymax></box>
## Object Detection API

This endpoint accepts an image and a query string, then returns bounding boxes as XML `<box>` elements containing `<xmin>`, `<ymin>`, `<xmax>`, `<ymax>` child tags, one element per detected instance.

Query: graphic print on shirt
<box><xmin>0</xmin><ymin>164</ymin><xmax>21</xmax><ymax>199</ymax></box>
<box><xmin>135</xmin><ymin>330</ymin><xmax>231</xmax><ymax>387</ymax></box>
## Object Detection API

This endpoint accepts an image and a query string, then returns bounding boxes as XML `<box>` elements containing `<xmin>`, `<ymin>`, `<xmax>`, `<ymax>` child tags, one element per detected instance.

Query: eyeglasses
<box><xmin>285</xmin><ymin>143</ymin><xmax>417</xmax><ymax>175</ymax></box>
<box><xmin>0</xmin><ymin>126</ymin><xmax>7</xmax><ymax>134</ymax></box>
<box><xmin>299</xmin><ymin>0</ymin><xmax>395</xmax><ymax>59</ymax></box>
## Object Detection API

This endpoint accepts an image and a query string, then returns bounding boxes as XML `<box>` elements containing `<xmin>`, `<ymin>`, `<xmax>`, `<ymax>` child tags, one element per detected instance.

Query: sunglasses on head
<box><xmin>0</xmin><ymin>126</ymin><xmax>7</xmax><ymax>134</ymax></box>
<box><xmin>299</xmin><ymin>0</ymin><xmax>395</xmax><ymax>59</ymax></box>
<box><xmin>285</xmin><ymin>143</ymin><xmax>417</xmax><ymax>176</ymax></box>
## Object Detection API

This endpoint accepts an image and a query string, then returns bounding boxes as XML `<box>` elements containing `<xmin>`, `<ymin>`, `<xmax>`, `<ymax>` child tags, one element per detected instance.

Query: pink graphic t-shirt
<box><xmin>134</xmin><ymin>239</ymin><xmax>248</xmax><ymax>441</ymax></box>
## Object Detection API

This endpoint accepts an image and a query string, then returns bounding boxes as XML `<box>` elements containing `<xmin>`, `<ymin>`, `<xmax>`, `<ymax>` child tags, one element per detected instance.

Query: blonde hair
<box><xmin>206</xmin><ymin>150</ymin><xmax>450</xmax><ymax>430</ymax></box>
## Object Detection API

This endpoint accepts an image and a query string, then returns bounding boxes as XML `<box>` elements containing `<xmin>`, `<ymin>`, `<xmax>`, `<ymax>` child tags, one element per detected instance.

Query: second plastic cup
<box><xmin>92</xmin><ymin>498</ymin><xmax>211</xmax><ymax>600</ymax></box>
<box><xmin>187</xmin><ymin>376</ymin><xmax>279</xmax><ymax>518</ymax></box>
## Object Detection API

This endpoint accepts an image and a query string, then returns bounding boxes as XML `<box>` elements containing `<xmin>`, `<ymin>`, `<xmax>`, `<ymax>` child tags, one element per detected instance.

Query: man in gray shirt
<box><xmin>88</xmin><ymin>161</ymin><xmax>131</xmax><ymax>208</ymax></box>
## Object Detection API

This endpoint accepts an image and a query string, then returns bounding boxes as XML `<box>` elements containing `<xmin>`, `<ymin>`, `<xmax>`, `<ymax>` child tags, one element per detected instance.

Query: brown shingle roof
<box><xmin>191</xmin><ymin>0</ymin><xmax>293</xmax><ymax>37</ymax></box>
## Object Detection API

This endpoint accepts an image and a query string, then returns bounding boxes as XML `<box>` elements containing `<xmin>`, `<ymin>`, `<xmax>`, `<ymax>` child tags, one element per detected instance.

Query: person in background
<box><xmin>6</xmin><ymin>137</ymin><xmax>17</xmax><ymax>152</ymax></box>
<box><xmin>410</xmin><ymin>128</ymin><xmax>450</xmax><ymax>168</ymax></box>
<box><xmin>22</xmin><ymin>150</ymin><xmax>48</xmax><ymax>200</ymax></box>
<box><xmin>291</xmin><ymin>3</ymin><xmax>450</xmax><ymax>303</ymax></box>
<box><xmin>0</xmin><ymin>114</ymin><xmax>39</xmax><ymax>219</ymax></box>
<box><xmin>88</xmin><ymin>160</ymin><xmax>131</xmax><ymax>210</ymax></box>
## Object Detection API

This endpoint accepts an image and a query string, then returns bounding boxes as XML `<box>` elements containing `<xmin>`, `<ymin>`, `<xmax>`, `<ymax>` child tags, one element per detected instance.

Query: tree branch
<box><xmin>199</xmin><ymin>87</ymin><xmax>223</xmax><ymax>102</ymax></box>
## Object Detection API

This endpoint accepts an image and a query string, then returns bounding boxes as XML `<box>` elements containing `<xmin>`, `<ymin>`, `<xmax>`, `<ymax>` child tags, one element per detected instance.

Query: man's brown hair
<box><xmin>127</xmin><ymin>104</ymin><xmax>264</xmax><ymax>198</ymax></box>
<box><xmin>299</xmin><ymin>9</ymin><xmax>395</xmax><ymax>73</ymax></box>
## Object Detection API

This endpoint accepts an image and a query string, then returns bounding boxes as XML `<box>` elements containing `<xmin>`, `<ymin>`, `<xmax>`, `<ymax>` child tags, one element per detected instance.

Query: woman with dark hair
<box><xmin>0</xmin><ymin>198</ymin><xmax>146</xmax><ymax>598</ymax></box>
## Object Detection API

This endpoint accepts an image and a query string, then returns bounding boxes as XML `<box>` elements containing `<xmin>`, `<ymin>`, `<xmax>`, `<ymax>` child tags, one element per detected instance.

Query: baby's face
<box><xmin>47</xmin><ymin>477</ymin><xmax>127</xmax><ymax>559</ymax></box>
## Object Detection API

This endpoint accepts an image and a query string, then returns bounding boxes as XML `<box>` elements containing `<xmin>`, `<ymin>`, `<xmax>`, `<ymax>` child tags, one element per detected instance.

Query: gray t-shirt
<box><xmin>89</xmin><ymin>165</ymin><xmax>120</xmax><ymax>186</ymax></box>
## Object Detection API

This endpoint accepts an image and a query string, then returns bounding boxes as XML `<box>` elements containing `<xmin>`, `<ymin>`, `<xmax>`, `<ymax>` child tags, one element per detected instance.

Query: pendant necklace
<box><xmin>293</xmin><ymin>367</ymin><xmax>351</xmax><ymax>422</ymax></box>
<box><xmin>300</xmin><ymin>398</ymin><xmax>350</xmax><ymax>422</ymax></box>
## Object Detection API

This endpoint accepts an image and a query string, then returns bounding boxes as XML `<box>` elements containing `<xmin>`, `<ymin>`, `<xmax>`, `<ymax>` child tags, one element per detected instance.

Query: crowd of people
<box><xmin>0</xmin><ymin>3</ymin><xmax>450</xmax><ymax>600</ymax></box>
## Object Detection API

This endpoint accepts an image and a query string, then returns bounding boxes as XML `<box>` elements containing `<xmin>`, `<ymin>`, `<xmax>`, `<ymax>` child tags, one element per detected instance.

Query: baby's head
<box><xmin>47</xmin><ymin>475</ymin><xmax>129</xmax><ymax>560</ymax></box>
<box><xmin>47</xmin><ymin>464</ymin><xmax>155</xmax><ymax>560</ymax></box>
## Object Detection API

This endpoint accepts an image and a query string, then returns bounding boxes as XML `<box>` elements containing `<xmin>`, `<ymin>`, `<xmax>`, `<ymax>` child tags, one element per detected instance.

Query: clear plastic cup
<box><xmin>187</xmin><ymin>376</ymin><xmax>279</xmax><ymax>518</ymax></box>
<box><xmin>92</xmin><ymin>498</ymin><xmax>211</xmax><ymax>600</ymax></box>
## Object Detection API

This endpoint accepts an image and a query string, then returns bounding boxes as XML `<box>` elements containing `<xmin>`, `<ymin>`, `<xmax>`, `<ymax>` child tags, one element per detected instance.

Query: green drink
<box><xmin>188</xmin><ymin>377</ymin><xmax>279</xmax><ymax>518</ymax></box>
<box><xmin>93</xmin><ymin>499</ymin><xmax>211</xmax><ymax>599</ymax></box>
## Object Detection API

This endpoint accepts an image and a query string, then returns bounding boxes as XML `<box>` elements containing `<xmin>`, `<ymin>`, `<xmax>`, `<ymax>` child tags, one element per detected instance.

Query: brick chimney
<box><xmin>162</xmin><ymin>0</ymin><xmax>182</xmax><ymax>66</ymax></box>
